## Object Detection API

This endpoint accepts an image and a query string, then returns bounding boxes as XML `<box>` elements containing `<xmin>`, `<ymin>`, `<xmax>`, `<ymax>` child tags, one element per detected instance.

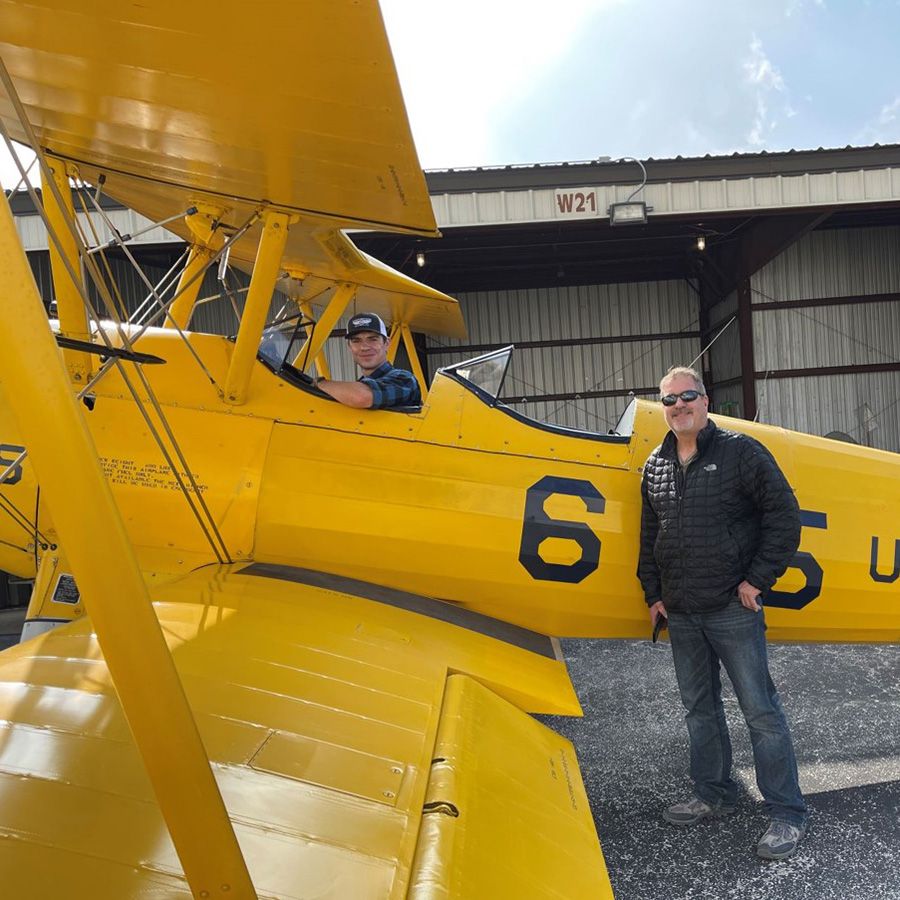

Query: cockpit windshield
<box><xmin>439</xmin><ymin>345</ymin><xmax>634</xmax><ymax>442</ymax></box>
<box><xmin>438</xmin><ymin>346</ymin><xmax>512</xmax><ymax>406</ymax></box>
<box><xmin>258</xmin><ymin>312</ymin><xmax>309</xmax><ymax>370</ymax></box>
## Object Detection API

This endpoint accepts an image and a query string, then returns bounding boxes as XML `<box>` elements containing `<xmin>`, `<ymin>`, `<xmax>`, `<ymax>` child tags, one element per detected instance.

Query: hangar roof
<box><xmin>12</xmin><ymin>144</ymin><xmax>900</xmax><ymax>295</ymax></box>
<box><xmin>354</xmin><ymin>144</ymin><xmax>900</xmax><ymax>293</ymax></box>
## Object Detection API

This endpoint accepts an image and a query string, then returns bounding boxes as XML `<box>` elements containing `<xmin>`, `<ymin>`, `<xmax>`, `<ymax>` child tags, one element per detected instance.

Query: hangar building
<box><xmin>11</xmin><ymin>143</ymin><xmax>900</xmax><ymax>453</ymax></box>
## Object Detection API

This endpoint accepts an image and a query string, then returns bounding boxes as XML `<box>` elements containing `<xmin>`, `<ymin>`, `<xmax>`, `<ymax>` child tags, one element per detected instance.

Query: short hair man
<box><xmin>638</xmin><ymin>365</ymin><xmax>808</xmax><ymax>860</ymax></box>
<box><xmin>316</xmin><ymin>313</ymin><xmax>421</xmax><ymax>410</ymax></box>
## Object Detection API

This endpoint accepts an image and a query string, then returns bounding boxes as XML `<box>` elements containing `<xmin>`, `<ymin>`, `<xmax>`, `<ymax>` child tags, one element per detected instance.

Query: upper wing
<box><xmin>0</xmin><ymin>563</ymin><xmax>613</xmax><ymax>898</ymax></box>
<box><xmin>0</xmin><ymin>0</ymin><xmax>467</xmax><ymax>335</ymax></box>
<box><xmin>0</xmin><ymin>0</ymin><xmax>436</xmax><ymax>236</ymax></box>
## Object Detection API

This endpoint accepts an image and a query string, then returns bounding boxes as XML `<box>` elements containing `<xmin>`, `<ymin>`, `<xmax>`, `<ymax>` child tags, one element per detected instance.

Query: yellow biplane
<box><xmin>0</xmin><ymin>1</ymin><xmax>897</xmax><ymax>898</ymax></box>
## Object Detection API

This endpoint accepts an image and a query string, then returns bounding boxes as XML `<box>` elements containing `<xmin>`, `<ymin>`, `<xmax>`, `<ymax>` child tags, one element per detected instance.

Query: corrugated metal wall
<box><xmin>27</xmin><ymin>248</ymin><xmax>252</xmax><ymax>335</ymax></box>
<box><xmin>754</xmin><ymin>226</ymin><xmax>900</xmax><ymax>300</ymax></box>
<box><xmin>750</xmin><ymin>226</ymin><xmax>900</xmax><ymax>451</ymax></box>
<box><xmin>707</xmin><ymin>291</ymin><xmax>741</xmax><ymax>392</ymax></box>
<box><xmin>426</xmin><ymin>281</ymin><xmax>700</xmax><ymax>433</ymax></box>
<box><xmin>22</xmin><ymin>221</ymin><xmax>900</xmax><ymax>451</ymax></box>
<box><xmin>756</xmin><ymin>373</ymin><xmax>900</xmax><ymax>449</ymax></box>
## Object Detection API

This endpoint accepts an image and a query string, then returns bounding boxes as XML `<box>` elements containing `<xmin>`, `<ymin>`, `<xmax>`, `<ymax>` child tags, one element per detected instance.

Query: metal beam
<box><xmin>755</xmin><ymin>362</ymin><xmax>900</xmax><ymax>380</ymax></box>
<box><xmin>737</xmin><ymin>278</ymin><xmax>757</xmax><ymax>421</ymax></box>
<box><xmin>423</xmin><ymin>329</ymin><xmax>701</xmax><ymax>356</ymax></box>
<box><xmin>297</xmin><ymin>300</ymin><xmax>331</xmax><ymax>378</ymax></box>
<box><xmin>752</xmin><ymin>291</ymin><xmax>900</xmax><ymax>312</ymax></box>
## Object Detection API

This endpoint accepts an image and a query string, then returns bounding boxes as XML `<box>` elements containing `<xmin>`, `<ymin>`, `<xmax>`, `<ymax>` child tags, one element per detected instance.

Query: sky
<box><xmin>380</xmin><ymin>0</ymin><xmax>900</xmax><ymax>168</ymax></box>
<box><xmin>2</xmin><ymin>0</ymin><xmax>900</xmax><ymax>186</ymax></box>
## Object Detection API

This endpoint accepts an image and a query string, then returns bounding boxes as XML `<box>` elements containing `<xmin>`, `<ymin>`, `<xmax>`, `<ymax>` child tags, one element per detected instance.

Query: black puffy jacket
<box><xmin>638</xmin><ymin>420</ymin><xmax>801</xmax><ymax>613</ymax></box>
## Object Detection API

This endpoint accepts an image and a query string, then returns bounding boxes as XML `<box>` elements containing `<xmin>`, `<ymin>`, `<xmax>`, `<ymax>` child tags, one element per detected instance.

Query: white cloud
<box><xmin>785</xmin><ymin>0</ymin><xmax>825</xmax><ymax>16</ymax></box>
<box><xmin>854</xmin><ymin>94</ymin><xmax>900</xmax><ymax>146</ymax></box>
<box><xmin>878</xmin><ymin>96</ymin><xmax>900</xmax><ymax>125</ymax></box>
<box><xmin>380</xmin><ymin>0</ymin><xmax>609</xmax><ymax>168</ymax></box>
<box><xmin>742</xmin><ymin>36</ymin><xmax>790</xmax><ymax>148</ymax></box>
<box><xmin>743</xmin><ymin>36</ymin><xmax>785</xmax><ymax>91</ymax></box>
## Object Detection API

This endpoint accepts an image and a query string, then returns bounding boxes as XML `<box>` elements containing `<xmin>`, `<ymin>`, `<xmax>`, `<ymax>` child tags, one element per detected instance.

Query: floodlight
<box><xmin>608</xmin><ymin>201</ymin><xmax>648</xmax><ymax>225</ymax></box>
<box><xmin>607</xmin><ymin>156</ymin><xmax>651</xmax><ymax>226</ymax></box>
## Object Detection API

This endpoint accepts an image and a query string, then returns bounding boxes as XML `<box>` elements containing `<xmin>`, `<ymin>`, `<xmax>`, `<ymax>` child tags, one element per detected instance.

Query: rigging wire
<box><xmin>0</xmin><ymin>491</ymin><xmax>51</xmax><ymax>546</ymax></box>
<box><xmin>0</xmin><ymin>449</ymin><xmax>55</xmax><ymax>547</ymax></box>
<box><xmin>747</xmin><ymin>283</ymin><xmax>900</xmax><ymax>436</ymax></box>
<box><xmin>132</xmin><ymin>211</ymin><xmax>261</xmax><ymax>337</ymax></box>
<box><xmin>33</xmin><ymin>486</ymin><xmax>39</xmax><ymax>572</ymax></box>
<box><xmin>72</xmin><ymin>180</ymin><xmax>222</xmax><ymax>388</ymax></box>
<box><xmin>689</xmin><ymin>315</ymin><xmax>737</xmax><ymax>369</ymax></box>
<box><xmin>0</xmin><ymin>98</ymin><xmax>232</xmax><ymax>565</ymax></box>
<box><xmin>750</xmin><ymin>284</ymin><xmax>900</xmax><ymax>365</ymax></box>
<box><xmin>131</xmin><ymin>247</ymin><xmax>190</xmax><ymax>326</ymax></box>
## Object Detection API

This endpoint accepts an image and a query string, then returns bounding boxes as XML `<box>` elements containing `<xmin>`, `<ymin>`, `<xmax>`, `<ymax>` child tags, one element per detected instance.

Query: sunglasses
<box><xmin>661</xmin><ymin>390</ymin><xmax>704</xmax><ymax>406</ymax></box>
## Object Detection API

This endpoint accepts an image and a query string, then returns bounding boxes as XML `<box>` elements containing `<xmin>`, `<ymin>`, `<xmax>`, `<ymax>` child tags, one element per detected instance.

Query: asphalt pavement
<box><xmin>545</xmin><ymin>638</ymin><xmax>900</xmax><ymax>900</ymax></box>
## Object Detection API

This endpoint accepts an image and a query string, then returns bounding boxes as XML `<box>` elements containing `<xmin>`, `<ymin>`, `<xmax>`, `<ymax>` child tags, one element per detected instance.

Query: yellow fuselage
<box><xmin>2</xmin><ymin>327</ymin><xmax>898</xmax><ymax>643</ymax></box>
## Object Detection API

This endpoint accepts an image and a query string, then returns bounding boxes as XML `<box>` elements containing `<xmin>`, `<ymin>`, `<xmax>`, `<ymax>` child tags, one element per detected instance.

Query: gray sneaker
<box><xmin>757</xmin><ymin>819</ymin><xmax>807</xmax><ymax>860</ymax></box>
<box><xmin>663</xmin><ymin>796</ymin><xmax>735</xmax><ymax>826</ymax></box>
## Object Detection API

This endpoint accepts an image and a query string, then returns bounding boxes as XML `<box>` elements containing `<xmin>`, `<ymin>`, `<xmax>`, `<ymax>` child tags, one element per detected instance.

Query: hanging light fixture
<box><xmin>608</xmin><ymin>157</ymin><xmax>651</xmax><ymax>226</ymax></box>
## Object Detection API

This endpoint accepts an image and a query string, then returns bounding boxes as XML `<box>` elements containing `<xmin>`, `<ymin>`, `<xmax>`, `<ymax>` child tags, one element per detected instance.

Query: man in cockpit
<box><xmin>315</xmin><ymin>313</ymin><xmax>422</xmax><ymax>410</ymax></box>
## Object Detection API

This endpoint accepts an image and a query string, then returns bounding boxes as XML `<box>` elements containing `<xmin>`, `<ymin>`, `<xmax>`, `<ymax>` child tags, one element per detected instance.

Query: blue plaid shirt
<box><xmin>359</xmin><ymin>361</ymin><xmax>422</xmax><ymax>409</ymax></box>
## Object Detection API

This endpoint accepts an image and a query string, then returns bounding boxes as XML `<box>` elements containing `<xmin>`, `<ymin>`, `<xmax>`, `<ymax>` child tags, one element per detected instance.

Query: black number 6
<box><xmin>518</xmin><ymin>476</ymin><xmax>604</xmax><ymax>584</ymax></box>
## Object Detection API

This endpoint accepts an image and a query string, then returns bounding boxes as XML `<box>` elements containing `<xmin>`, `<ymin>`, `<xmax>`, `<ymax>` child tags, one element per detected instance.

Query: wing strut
<box><xmin>167</xmin><ymin>204</ymin><xmax>227</xmax><ymax>330</ymax></box>
<box><xmin>224</xmin><ymin>210</ymin><xmax>291</xmax><ymax>404</ymax></box>
<box><xmin>44</xmin><ymin>155</ymin><xmax>92</xmax><ymax>384</ymax></box>
<box><xmin>0</xmin><ymin>193</ymin><xmax>257</xmax><ymax>899</ymax></box>
<box><xmin>292</xmin><ymin>281</ymin><xmax>356</xmax><ymax>371</ymax></box>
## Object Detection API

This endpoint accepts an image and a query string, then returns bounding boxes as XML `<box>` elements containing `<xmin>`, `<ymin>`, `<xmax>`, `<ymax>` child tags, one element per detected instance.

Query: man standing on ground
<box><xmin>316</xmin><ymin>312</ymin><xmax>421</xmax><ymax>409</ymax></box>
<box><xmin>638</xmin><ymin>365</ymin><xmax>808</xmax><ymax>860</ymax></box>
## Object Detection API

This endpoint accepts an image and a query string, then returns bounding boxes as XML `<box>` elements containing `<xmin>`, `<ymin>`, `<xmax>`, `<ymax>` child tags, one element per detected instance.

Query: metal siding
<box><xmin>755</xmin><ymin>373</ymin><xmax>900</xmax><ymax>453</ymax></box>
<box><xmin>754</xmin><ymin>304</ymin><xmax>900</xmax><ymax>371</ymax></box>
<box><xmin>709</xmin><ymin>317</ymin><xmax>742</xmax><ymax>382</ymax></box>
<box><xmin>707</xmin><ymin>290</ymin><xmax>741</xmax><ymax>383</ymax></box>
<box><xmin>749</xmin><ymin>225</ymin><xmax>900</xmax><ymax>450</ymax></box>
<box><xmin>434</xmin><ymin>280</ymin><xmax>697</xmax><ymax>349</ymax></box>
<box><xmin>709</xmin><ymin>290</ymin><xmax>738</xmax><ymax>323</ymax></box>
<box><xmin>15</xmin><ymin>208</ymin><xmax>183</xmax><ymax>252</ymax></box>
<box><xmin>710</xmin><ymin>383</ymin><xmax>744</xmax><ymax>419</ymax></box>
<box><xmin>190</xmin><ymin>268</ymin><xmax>251</xmax><ymax>336</ymax></box>
<box><xmin>427</xmin><ymin>280</ymin><xmax>700</xmax><ymax>430</ymax></box>
<box><xmin>752</xmin><ymin>226</ymin><xmax>900</xmax><ymax>302</ymax></box>
<box><xmin>427</xmin><ymin>165</ymin><xmax>900</xmax><ymax>228</ymax></box>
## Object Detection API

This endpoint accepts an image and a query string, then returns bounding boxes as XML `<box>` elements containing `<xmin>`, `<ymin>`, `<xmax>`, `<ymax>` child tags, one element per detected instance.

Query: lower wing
<box><xmin>0</xmin><ymin>563</ymin><xmax>612</xmax><ymax>898</ymax></box>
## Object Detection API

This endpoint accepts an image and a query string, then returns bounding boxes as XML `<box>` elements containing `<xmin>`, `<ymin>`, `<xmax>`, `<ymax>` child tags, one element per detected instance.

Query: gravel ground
<box><xmin>543</xmin><ymin>638</ymin><xmax>900</xmax><ymax>900</ymax></box>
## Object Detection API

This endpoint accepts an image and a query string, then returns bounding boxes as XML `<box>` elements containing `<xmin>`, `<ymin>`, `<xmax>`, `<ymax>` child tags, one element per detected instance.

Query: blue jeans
<box><xmin>667</xmin><ymin>600</ymin><xmax>807</xmax><ymax>826</ymax></box>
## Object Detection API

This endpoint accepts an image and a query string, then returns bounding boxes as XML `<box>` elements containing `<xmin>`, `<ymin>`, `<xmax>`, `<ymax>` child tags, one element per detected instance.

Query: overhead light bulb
<box><xmin>416</xmin><ymin>251</ymin><xmax>425</xmax><ymax>267</ymax></box>
<box><xmin>696</xmin><ymin>235</ymin><xmax>706</xmax><ymax>251</ymax></box>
